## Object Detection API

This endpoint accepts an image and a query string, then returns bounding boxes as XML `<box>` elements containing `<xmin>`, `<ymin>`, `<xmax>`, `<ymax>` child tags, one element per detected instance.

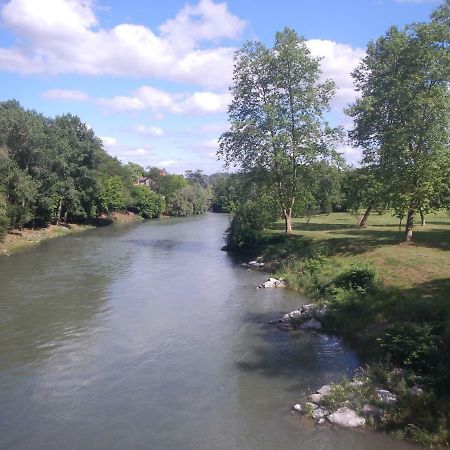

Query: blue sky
<box><xmin>0</xmin><ymin>0</ymin><xmax>441</xmax><ymax>174</ymax></box>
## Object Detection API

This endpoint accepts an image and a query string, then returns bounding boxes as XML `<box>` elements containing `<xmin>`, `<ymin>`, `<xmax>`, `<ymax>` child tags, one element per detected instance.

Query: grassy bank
<box><xmin>0</xmin><ymin>211</ymin><xmax>142</xmax><ymax>257</ymax></box>
<box><xmin>245</xmin><ymin>211</ymin><xmax>450</xmax><ymax>447</ymax></box>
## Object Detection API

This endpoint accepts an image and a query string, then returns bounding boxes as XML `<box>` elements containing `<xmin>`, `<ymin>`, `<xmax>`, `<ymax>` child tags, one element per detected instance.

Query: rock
<box><xmin>248</xmin><ymin>260</ymin><xmax>265</xmax><ymax>267</ymax></box>
<box><xmin>349</xmin><ymin>380</ymin><xmax>364</xmax><ymax>387</ymax></box>
<box><xmin>257</xmin><ymin>278</ymin><xmax>287</xmax><ymax>289</ymax></box>
<box><xmin>409</xmin><ymin>385</ymin><xmax>424</xmax><ymax>396</ymax></box>
<box><xmin>317</xmin><ymin>385</ymin><xmax>332</xmax><ymax>396</ymax></box>
<box><xmin>317</xmin><ymin>418</ymin><xmax>327</xmax><ymax>425</ymax></box>
<box><xmin>312</xmin><ymin>407</ymin><xmax>329</xmax><ymax>420</ymax></box>
<box><xmin>293</xmin><ymin>404</ymin><xmax>302</xmax><ymax>412</ymax></box>
<box><xmin>277</xmin><ymin>322</ymin><xmax>295</xmax><ymax>331</ymax></box>
<box><xmin>376</xmin><ymin>389</ymin><xmax>397</xmax><ymax>404</ymax></box>
<box><xmin>309</xmin><ymin>393</ymin><xmax>323</xmax><ymax>403</ymax></box>
<box><xmin>361</xmin><ymin>404</ymin><xmax>383</xmax><ymax>420</ymax></box>
<box><xmin>299</xmin><ymin>318</ymin><xmax>322</xmax><ymax>330</ymax></box>
<box><xmin>328</xmin><ymin>407</ymin><xmax>366</xmax><ymax>428</ymax></box>
<box><xmin>305</xmin><ymin>402</ymin><xmax>319</xmax><ymax>411</ymax></box>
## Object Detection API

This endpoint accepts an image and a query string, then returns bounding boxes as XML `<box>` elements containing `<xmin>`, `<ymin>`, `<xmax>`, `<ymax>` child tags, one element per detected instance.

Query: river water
<box><xmin>0</xmin><ymin>213</ymin><xmax>421</xmax><ymax>450</ymax></box>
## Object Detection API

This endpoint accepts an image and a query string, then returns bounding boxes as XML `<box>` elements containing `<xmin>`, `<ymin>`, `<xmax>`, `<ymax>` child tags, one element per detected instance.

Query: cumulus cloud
<box><xmin>306</xmin><ymin>39</ymin><xmax>365</xmax><ymax>110</ymax></box>
<box><xmin>98</xmin><ymin>85</ymin><xmax>231</xmax><ymax>115</ymax></box>
<box><xmin>42</xmin><ymin>88</ymin><xmax>89</xmax><ymax>101</ymax></box>
<box><xmin>131</xmin><ymin>125</ymin><xmax>165</xmax><ymax>137</ymax></box>
<box><xmin>0</xmin><ymin>0</ymin><xmax>244</xmax><ymax>88</ymax></box>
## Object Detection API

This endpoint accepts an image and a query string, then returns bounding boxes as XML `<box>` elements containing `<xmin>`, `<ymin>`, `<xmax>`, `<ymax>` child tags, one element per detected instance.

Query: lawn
<box><xmin>270</xmin><ymin>211</ymin><xmax>450</xmax><ymax>299</ymax></box>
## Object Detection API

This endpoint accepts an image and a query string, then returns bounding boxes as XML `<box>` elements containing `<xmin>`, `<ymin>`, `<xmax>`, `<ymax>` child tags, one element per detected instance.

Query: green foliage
<box><xmin>225</xmin><ymin>191</ymin><xmax>279</xmax><ymax>249</ymax></box>
<box><xmin>97</xmin><ymin>176</ymin><xmax>126</xmax><ymax>214</ymax></box>
<box><xmin>131</xmin><ymin>185</ymin><xmax>165</xmax><ymax>219</ymax></box>
<box><xmin>378</xmin><ymin>323</ymin><xmax>440</xmax><ymax>372</ymax></box>
<box><xmin>219</xmin><ymin>28</ymin><xmax>342</xmax><ymax>232</ymax></box>
<box><xmin>210</xmin><ymin>174</ymin><xmax>239</xmax><ymax>213</ymax></box>
<box><xmin>0</xmin><ymin>191</ymin><xmax>9</xmax><ymax>240</ymax></box>
<box><xmin>167</xmin><ymin>184</ymin><xmax>208</xmax><ymax>217</ymax></box>
<box><xmin>347</xmin><ymin>7</ymin><xmax>450</xmax><ymax>236</ymax></box>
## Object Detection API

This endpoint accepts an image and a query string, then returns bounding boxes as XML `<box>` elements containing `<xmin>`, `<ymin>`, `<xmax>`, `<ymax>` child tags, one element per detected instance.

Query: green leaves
<box><xmin>219</xmin><ymin>28</ymin><xmax>342</xmax><ymax>232</ymax></box>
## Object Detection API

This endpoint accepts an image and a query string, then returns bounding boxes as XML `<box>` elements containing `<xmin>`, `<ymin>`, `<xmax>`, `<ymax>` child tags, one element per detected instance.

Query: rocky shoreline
<box><xmin>250</xmin><ymin>265</ymin><xmax>427</xmax><ymax>437</ymax></box>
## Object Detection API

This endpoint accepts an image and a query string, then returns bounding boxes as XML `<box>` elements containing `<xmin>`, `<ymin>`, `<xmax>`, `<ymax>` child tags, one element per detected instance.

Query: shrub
<box><xmin>131</xmin><ymin>186</ymin><xmax>165</xmax><ymax>219</ymax></box>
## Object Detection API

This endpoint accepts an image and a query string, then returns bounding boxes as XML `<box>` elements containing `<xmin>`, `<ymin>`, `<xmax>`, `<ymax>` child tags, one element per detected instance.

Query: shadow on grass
<box><xmin>271</xmin><ymin>221</ymin><xmax>355</xmax><ymax>232</ymax></box>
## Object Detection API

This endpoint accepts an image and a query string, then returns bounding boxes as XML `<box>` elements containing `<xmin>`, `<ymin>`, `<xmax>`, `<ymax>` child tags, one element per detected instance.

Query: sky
<box><xmin>0</xmin><ymin>0</ymin><xmax>442</xmax><ymax>174</ymax></box>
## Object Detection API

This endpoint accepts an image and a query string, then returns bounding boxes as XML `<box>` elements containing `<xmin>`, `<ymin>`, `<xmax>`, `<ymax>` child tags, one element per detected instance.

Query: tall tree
<box><xmin>347</xmin><ymin>3</ymin><xmax>450</xmax><ymax>241</ymax></box>
<box><xmin>219</xmin><ymin>28</ymin><xmax>341</xmax><ymax>233</ymax></box>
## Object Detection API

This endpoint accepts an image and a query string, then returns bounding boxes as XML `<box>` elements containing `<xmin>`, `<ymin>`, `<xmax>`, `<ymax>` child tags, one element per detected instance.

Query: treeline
<box><xmin>0</xmin><ymin>100</ymin><xmax>210</xmax><ymax>240</ymax></box>
<box><xmin>216</xmin><ymin>1</ymin><xmax>449</xmax><ymax>248</ymax></box>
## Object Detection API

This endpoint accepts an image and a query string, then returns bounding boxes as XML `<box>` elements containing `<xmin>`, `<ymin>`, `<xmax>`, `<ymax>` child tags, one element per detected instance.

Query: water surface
<box><xmin>0</xmin><ymin>213</ymin><xmax>421</xmax><ymax>449</ymax></box>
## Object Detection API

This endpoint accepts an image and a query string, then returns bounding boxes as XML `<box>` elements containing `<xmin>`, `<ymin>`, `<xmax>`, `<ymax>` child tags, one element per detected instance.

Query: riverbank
<box><xmin>240</xmin><ymin>211</ymin><xmax>450</xmax><ymax>447</ymax></box>
<box><xmin>0</xmin><ymin>211</ymin><xmax>142</xmax><ymax>257</ymax></box>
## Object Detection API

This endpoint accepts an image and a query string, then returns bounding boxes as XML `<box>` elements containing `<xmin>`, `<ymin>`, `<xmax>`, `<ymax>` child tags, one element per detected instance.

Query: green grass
<box><xmin>269</xmin><ymin>210</ymin><xmax>450</xmax><ymax>297</ymax></box>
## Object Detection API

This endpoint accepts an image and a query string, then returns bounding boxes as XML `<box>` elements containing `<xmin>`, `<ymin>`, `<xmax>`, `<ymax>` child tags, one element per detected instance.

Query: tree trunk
<box><xmin>56</xmin><ymin>199</ymin><xmax>62</xmax><ymax>226</ymax></box>
<box><xmin>405</xmin><ymin>208</ymin><xmax>415</xmax><ymax>243</ymax></box>
<box><xmin>419</xmin><ymin>208</ymin><xmax>425</xmax><ymax>226</ymax></box>
<box><xmin>284</xmin><ymin>209</ymin><xmax>293</xmax><ymax>233</ymax></box>
<box><xmin>359</xmin><ymin>205</ymin><xmax>372</xmax><ymax>227</ymax></box>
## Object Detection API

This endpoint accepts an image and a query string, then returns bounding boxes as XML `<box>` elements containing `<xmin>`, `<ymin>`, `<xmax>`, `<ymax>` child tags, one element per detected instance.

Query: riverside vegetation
<box><xmin>0</xmin><ymin>100</ymin><xmax>213</xmax><ymax>254</ymax></box>
<box><xmin>216</xmin><ymin>2</ymin><xmax>450</xmax><ymax>447</ymax></box>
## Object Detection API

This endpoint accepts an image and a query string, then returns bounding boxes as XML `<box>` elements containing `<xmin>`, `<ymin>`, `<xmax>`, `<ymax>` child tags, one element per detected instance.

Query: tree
<box><xmin>167</xmin><ymin>184</ymin><xmax>209</xmax><ymax>216</ymax></box>
<box><xmin>97</xmin><ymin>176</ymin><xmax>126</xmax><ymax>215</ymax></box>
<box><xmin>131</xmin><ymin>185</ymin><xmax>165</xmax><ymax>219</ymax></box>
<box><xmin>219</xmin><ymin>28</ymin><xmax>341</xmax><ymax>233</ymax></box>
<box><xmin>347</xmin><ymin>4</ymin><xmax>450</xmax><ymax>241</ymax></box>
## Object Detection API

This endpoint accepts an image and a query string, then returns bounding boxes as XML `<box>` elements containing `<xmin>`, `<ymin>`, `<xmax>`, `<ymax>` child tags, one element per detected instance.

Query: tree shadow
<box><xmin>234</xmin><ymin>310</ymin><xmax>359</xmax><ymax>382</ymax></box>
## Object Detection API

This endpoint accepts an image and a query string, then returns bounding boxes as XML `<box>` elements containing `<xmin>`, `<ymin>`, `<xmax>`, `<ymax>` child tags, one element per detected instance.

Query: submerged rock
<box><xmin>299</xmin><ymin>318</ymin><xmax>322</xmax><ymax>330</ymax></box>
<box><xmin>328</xmin><ymin>407</ymin><xmax>365</xmax><ymax>428</ymax></box>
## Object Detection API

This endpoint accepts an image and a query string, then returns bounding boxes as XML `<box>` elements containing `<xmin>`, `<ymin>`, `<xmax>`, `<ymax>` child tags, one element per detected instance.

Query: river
<box><xmin>0</xmin><ymin>213</ymin><xmax>421</xmax><ymax>450</ymax></box>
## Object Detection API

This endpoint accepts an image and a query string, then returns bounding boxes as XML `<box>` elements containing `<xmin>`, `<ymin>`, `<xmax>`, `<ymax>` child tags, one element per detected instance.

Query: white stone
<box><xmin>317</xmin><ymin>385</ymin><xmax>332</xmax><ymax>396</ymax></box>
<box><xmin>409</xmin><ymin>385</ymin><xmax>424</xmax><ymax>396</ymax></box>
<box><xmin>317</xmin><ymin>418</ymin><xmax>327</xmax><ymax>424</ymax></box>
<box><xmin>376</xmin><ymin>389</ymin><xmax>397</xmax><ymax>404</ymax></box>
<box><xmin>312</xmin><ymin>407</ymin><xmax>329</xmax><ymax>420</ymax></box>
<box><xmin>328</xmin><ymin>407</ymin><xmax>366</xmax><ymax>428</ymax></box>
<box><xmin>293</xmin><ymin>404</ymin><xmax>302</xmax><ymax>412</ymax></box>
<box><xmin>309</xmin><ymin>393</ymin><xmax>323</xmax><ymax>403</ymax></box>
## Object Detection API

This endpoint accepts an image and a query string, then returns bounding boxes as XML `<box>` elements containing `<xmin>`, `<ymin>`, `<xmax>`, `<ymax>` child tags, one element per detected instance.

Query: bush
<box><xmin>328</xmin><ymin>264</ymin><xmax>378</xmax><ymax>292</ymax></box>
<box><xmin>131</xmin><ymin>186</ymin><xmax>165</xmax><ymax>219</ymax></box>
<box><xmin>0</xmin><ymin>192</ymin><xmax>9</xmax><ymax>240</ymax></box>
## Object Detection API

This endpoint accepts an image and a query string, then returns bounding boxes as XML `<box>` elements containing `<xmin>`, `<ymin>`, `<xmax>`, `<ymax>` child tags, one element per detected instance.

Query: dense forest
<box><xmin>0</xmin><ymin>100</ymin><xmax>212</xmax><ymax>240</ymax></box>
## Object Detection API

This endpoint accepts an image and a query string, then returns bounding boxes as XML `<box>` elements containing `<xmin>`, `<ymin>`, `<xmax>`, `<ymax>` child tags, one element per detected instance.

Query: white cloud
<box><xmin>202</xmin><ymin>138</ymin><xmax>219</xmax><ymax>150</ymax></box>
<box><xmin>160</xmin><ymin>0</ymin><xmax>246</xmax><ymax>51</ymax></box>
<box><xmin>156</xmin><ymin>159</ymin><xmax>177</xmax><ymax>167</ymax></box>
<box><xmin>42</xmin><ymin>88</ymin><xmax>89</xmax><ymax>101</ymax></box>
<box><xmin>131</xmin><ymin>125</ymin><xmax>165</xmax><ymax>137</ymax></box>
<box><xmin>0</xmin><ymin>0</ymin><xmax>244</xmax><ymax>88</ymax></box>
<box><xmin>337</xmin><ymin>144</ymin><xmax>362</xmax><ymax>165</ymax></box>
<box><xmin>98</xmin><ymin>85</ymin><xmax>231</xmax><ymax>115</ymax></box>
<box><xmin>100</xmin><ymin>136</ymin><xmax>117</xmax><ymax>146</ymax></box>
<box><xmin>306</xmin><ymin>39</ymin><xmax>365</xmax><ymax>110</ymax></box>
